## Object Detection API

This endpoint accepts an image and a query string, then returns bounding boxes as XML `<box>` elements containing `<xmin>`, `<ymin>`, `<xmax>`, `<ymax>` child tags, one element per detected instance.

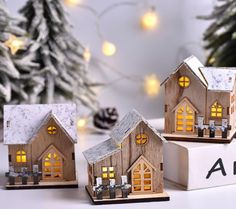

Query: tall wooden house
<box><xmin>161</xmin><ymin>55</ymin><xmax>236</xmax><ymax>143</ymax></box>
<box><xmin>83</xmin><ymin>109</ymin><xmax>169</xmax><ymax>204</ymax></box>
<box><xmin>4</xmin><ymin>104</ymin><xmax>78</xmax><ymax>189</ymax></box>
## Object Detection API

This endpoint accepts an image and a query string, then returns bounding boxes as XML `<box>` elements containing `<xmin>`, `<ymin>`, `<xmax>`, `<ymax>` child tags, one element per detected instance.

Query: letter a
<box><xmin>206</xmin><ymin>158</ymin><xmax>226</xmax><ymax>179</ymax></box>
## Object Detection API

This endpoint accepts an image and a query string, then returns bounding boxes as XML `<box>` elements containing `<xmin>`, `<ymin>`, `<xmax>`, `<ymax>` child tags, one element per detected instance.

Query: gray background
<box><xmin>6</xmin><ymin>0</ymin><xmax>212</xmax><ymax>118</ymax></box>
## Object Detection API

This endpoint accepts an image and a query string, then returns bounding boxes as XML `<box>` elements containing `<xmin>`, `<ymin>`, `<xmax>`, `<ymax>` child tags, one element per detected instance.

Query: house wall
<box><xmin>164</xmin><ymin>65</ymin><xmax>235</xmax><ymax>137</ymax></box>
<box><xmin>229</xmin><ymin>83</ymin><xmax>236</xmax><ymax>135</ymax></box>
<box><xmin>164</xmin><ymin>63</ymin><xmax>207</xmax><ymax>133</ymax></box>
<box><xmin>8</xmin><ymin>144</ymin><xmax>31</xmax><ymax>173</ymax></box>
<box><xmin>8</xmin><ymin>117</ymin><xmax>76</xmax><ymax>181</ymax></box>
<box><xmin>31</xmin><ymin>117</ymin><xmax>76</xmax><ymax>181</ymax></box>
<box><xmin>91</xmin><ymin>121</ymin><xmax>163</xmax><ymax>195</ymax></box>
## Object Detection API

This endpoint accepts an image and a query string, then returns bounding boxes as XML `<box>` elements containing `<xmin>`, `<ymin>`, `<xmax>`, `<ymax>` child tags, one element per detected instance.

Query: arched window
<box><xmin>16</xmin><ymin>150</ymin><xmax>27</xmax><ymax>163</ymax></box>
<box><xmin>211</xmin><ymin>102</ymin><xmax>222</xmax><ymax>118</ymax></box>
<box><xmin>136</xmin><ymin>134</ymin><xmax>148</xmax><ymax>145</ymax></box>
<box><xmin>178</xmin><ymin>76</ymin><xmax>190</xmax><ymax>88</ymax></box>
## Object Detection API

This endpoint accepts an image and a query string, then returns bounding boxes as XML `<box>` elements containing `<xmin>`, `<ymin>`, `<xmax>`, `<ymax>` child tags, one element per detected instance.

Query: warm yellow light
<box><xmin>141</xmin><ymin>9</ymin><xmax>158</xmax><ymax>30</ymax></box>
<box><xmin>102</xmin><ymin>41</ymin><xmax>116</xmax><ymax>56</ymax></box>
<box><xmin>64</xmin><ymin>0</ymin><xmax>80</xmax><ymax>6</ymax></box>
<box><xmin>4</xmin><ymin>35</ymin><xmax>26</xmax><ymax>55</ymax></box>
<box><xmin>77</xmin><ymin>117</ymin><xmax>88</xmax><ymax>129</ymax></box>
<box><xmin>83</xmin><ymin>47</ymin><xmax>92</xmax><ymax>62</ymax></box>
<box><xmin>144</xmin><ymin>74</ymin><xmax>160</xmax><ymax>96</ymax></box>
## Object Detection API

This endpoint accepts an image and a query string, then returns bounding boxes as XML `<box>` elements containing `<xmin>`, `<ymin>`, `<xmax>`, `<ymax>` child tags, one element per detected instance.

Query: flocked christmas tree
<box><xmin>0</xmin><ymin>0</ymin><xmax>27</xmax><ymax>117</ymax></box>
<box><xmin>200</xmin><ymin>0</ymin><xmax>236</xmax><ymax>66</ymax></box>
<box><xmin>18</xmin><ymin>0</ymin><xmax>98</xmax><ymax>111</ymax></box>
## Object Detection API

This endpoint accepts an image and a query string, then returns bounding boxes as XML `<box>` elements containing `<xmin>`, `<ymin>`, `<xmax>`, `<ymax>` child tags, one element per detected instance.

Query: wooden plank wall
<box><xmin>92</xmin><ymin>121</ymin><xmax>163</xmax><ymax>194</ymax></box>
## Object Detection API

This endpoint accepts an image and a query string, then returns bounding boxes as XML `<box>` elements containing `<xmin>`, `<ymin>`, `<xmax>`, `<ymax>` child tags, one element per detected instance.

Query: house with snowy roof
<box><xmin>4</xmin><ymin>104</ymin><xmax>78</xmax><ymax>188</ymax></box>
<box><xmin>83</xmin><ymin>109</ymin><xmax>169</xmax><ymax>203</ymax></box>
<box><xmin>161</xmin><ymin>55</ymin><xmax>236</xmax><ymax>143</ymax></box>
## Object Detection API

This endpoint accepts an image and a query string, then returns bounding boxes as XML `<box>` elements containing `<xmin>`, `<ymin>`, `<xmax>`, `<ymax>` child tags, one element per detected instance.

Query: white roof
<box><xmin>200</xmin><ymin>67</ymin><xmax>236</xmax><ymax>92</ymax></box>
<box><xmin>161</xmin><ymin>55</ymin><xmax>236</xmax><ymax>92</ymax></box>
<box><xmin>3</xmin><ymin>104</ymin><xmax>77</xmax><ymax>145</ymax></box>
<box><xmin>110</xmin><ymin>109</ymin><xmax>167</xmax><ymax>144</ymax></box>
<box><xmin>83</xmin><ymin>109</ymin><xmax>167</xmax><ymax>164</ymax></box>
<box><xmin>184</xmin><ymin>56</ymin><xmax>207</xmax><ymax>86</ymax></box>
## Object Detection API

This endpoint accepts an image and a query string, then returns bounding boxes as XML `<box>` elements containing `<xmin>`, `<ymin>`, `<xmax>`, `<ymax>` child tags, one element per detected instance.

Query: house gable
<box><xmin>127</xmin><ymin>155</ymin><xmax>156</xmax><ymax>173</ymax></box>
<box><xmin>172</xmin><ymin>97</ymin><xmax>199</xmax><ymax>113</ymax></box>
<box><xmin>29</xmin><ymin>112</ymin><xmax>76</xmax><ymax>145</ymax></box>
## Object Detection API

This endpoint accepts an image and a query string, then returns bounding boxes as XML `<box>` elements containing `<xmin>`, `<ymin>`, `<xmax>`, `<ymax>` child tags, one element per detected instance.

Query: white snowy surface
<box><xmin>184</xmin><ymin>55</ymin><xmax>207</xmax><ymax>86</ymax></box>
<box><xmin>200</xmin><ymin>67</ymin><xmax>236</xmax><ymax>91</ymax></box>
<box><xmin>4</xmin><ymin>103</ymin><xmax>77</xmax><ymax>144</ymax></box>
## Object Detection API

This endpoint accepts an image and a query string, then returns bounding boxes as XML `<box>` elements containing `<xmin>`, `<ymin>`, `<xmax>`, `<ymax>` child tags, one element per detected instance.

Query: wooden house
<box><xmin>83</xmin><ymin>109</ymin><xmax>169</xmax><ymax>204</ymax></box>
<box><xmin>161</xmin><ymin>55</ymin><xmax>236</xmax><ymax>143</ymax></box>
<box><xmin>4</xmin><ymin>104</ymin><xmax>78</xmax><ymax>189</ymax></box>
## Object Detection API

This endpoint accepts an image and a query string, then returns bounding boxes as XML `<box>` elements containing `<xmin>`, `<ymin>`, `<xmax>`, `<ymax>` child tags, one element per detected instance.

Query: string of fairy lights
<box><xmin>64</xmin><ymin>0</ymin><xmax>161</xmax><ymax>96</ymax></box>
<box><xmin>3</xmin><ymin>0</ymin><xmax>162</xmax><ymax>129</ymax></box>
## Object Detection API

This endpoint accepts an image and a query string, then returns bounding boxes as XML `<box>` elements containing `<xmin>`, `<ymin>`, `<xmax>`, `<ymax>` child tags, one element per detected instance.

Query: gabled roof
<box><xmin>4</xmin><ymin>104</ymin><xmax>77</xmax><ymax>145</ymax></box>
<box><xmin>200</xmin><ymin>67</ymin><xmax>236</xmax><ymax>92</ymax></box>
<box><xmin>83</xmin><ymin>138</ymin><xmax>120</xmax><ymax>164</ymax></box>
<box><xmin>172</xmin><ymin>97</ymin><xmax>199</xmax><ymax>113</ymax></box>
<box><xmin>127</xmin><ymin>155</ymin><xmax>156</xmax><ymax>173</ymax></box>
<box><xmin>83</xmin><ymin>110</ymin><xmax>167</xmax><ymax>165</ymax></box>
<box><xmin>29</xmin><ymin>111</ymin><xmax>76</xmax><ymax>144</ymax></box>
<box><xmin>110</xmin><ymin>109</ymin><xmax>167</xmax><ymax>144</ymax></box>
<box><xmin>161</xmin><ymin>55</ymin><xmax>207</xmax><ymax>87</ymax></box>
<box><xmin>161</xmin><ymin>55</ymin><xmax>236</xmax><ymax>92</ymax></box>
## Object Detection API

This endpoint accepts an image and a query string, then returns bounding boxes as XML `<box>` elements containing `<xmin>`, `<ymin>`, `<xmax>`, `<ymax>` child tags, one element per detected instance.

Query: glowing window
<box><xmin>136</xmin><ymin>134</ymin><xmax>148</xmax><ymax>145</ymax></box>
<box><xmin>47</xmin><ymin>126</ymin><xmax>57</xmax><ymax>135</ymax></box>
<box><xmin>102</xmin><ymin>166</ymin><xmax>115</xmax><ymax>179</ymax></box>
<box><xmin>211</xmin><ymin>102</ymin><xmax>222</xmax><ymax>118</ymax></box>
<box><xmin>178</xmin><ymin>76</ymin><xmax>190</xmax><ymax>88</ymax></box>
<box><xmin>16</xmin><ymin>150</ymin><xmax>27</xmax><ymax>163</ymax></box>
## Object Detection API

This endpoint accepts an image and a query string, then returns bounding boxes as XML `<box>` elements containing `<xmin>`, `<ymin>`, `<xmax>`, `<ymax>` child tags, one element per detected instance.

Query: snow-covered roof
<box><xmin>184</xmin><ymin>56</ymin><xmax>207</xmax><ymax>86</ymax></box>
<box><xmin>161</xmin><ymin>55</ymin><xmax>236</xmax><ymax>92</ymax></box>
<box><xmin>110</xmin><ymin>109</ymin><xmax>167</xmax><ymax>144</ymax></box>
<box><xmin>83</xmin><ymin>138</ymin><xmax>120</xmax><ymax>164</ymax></box>
<box><xmin>83</xmin><ymin>109</ymin><xmax>166</xmax><ymax>164</ymax></box>
<box><xmin>4</xmin><ymin>104</ymin><xmax>77</xmax><ymax>145</ymax></box>
<box><xmin>161</xmin><ymin>55</ymin><xmax>207</xmax><ymax>87</ymax></box>
<box><xmin>200</xmin><ymin>67</ymin><xmax>236</xmax><ymax>92</ymax></box>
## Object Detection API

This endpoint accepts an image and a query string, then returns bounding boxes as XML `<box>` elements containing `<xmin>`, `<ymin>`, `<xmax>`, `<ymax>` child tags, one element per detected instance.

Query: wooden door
<box><xmin>175</xmin><ymin>101</ymin><xmax>195</xmax><ymax>133</ymax></box>
<box><xmin>42</xmin><ymin>147</ymin><xmax>63</xmax><ymax>180</ymax></box>
<box><xmin>132</xmin><ymin>159</ymin><xmax>153</xmax><ymax>193</ymax></box>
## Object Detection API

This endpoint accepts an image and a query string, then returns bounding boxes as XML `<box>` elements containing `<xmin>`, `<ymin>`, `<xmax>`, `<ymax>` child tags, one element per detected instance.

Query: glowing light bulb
<box><xmin>64</xmin><ymin>0</ymin><xmax>80</xmax><ymax>6</ymax></box>
<box><xmin>144</xmin><ymin>74</ymin><xmax>160</xmax><ymax>97</ymax></box>
<box><xmin>83</xmin><ymin>47</ymin><xmax>92</xmax><ymax>62</ymax></box>
<box><xmin>102</xmin><ymin>41</ymin><xmax>116</xmax><ymax>56</ymax></box>
<box><xmin>4</xmin><ymin>35</ymin><xmax>26</xmax><ymax>55</ymax></box>
<box><xmin>140</xmin><ymin>8</ymin><xmax>158</xmax><ymax>30</ymax></box>
<box><xmin>77</xmin><ymin>117</ymin><xmax>88</xmax><ymax>129</ymax></box>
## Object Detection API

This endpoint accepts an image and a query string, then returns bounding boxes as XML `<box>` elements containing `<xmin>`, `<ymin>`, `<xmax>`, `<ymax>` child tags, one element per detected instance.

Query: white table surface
<box><xmin>0</xmin><ymin>130</ymin><xmax>236</xmax><ymax>209</ymax></box>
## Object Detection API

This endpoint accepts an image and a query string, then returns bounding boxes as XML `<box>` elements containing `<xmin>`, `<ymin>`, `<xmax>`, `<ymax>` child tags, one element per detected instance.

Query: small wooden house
<box><xmin>161</xmin><ymin>55</ymin><xmax>236</xmax><ymax>143</ymax></box>
<box><xmin>83</xmin><ymin>110</ymin><xmax>169</xmax><ymax>204</ymax></box>
<box><xmin>4</xmin><ymin>104</ymin><xmax>78</xmax><ymax>189</ymax></box>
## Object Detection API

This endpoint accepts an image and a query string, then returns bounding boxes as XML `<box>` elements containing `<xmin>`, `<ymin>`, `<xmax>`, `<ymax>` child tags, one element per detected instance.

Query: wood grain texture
<box><xmin>164</xmin><ymin>63</ymin><xmax>236</xmax><ymax>140</ymax></box>
<box><xmin>90</xmin><ymin>121</ymin><xmax>164</xmax><ymax>197</ymax></box>
<box><xmin>8</xmin><ymin>116</ymin><xmax>76</xmax><ymax>183</ymax></box>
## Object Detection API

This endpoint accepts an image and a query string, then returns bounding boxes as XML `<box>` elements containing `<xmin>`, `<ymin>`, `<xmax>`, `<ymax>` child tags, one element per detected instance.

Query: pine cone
<box><xmin>93</xmin><ymin>107</ymin><xmax>119</xmax><ymax>130</ymax></box>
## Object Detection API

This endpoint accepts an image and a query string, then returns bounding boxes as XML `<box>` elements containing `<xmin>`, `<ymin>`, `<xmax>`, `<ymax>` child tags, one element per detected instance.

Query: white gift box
<box><xmin>163</xmin><ymin>140</ymin><xmax>236</xmax><ymax>190</ymax></box>
<box><xmin>148</xmin><ymin>118</ymin><xmax>236</xmax><ymax>190</ymax></box>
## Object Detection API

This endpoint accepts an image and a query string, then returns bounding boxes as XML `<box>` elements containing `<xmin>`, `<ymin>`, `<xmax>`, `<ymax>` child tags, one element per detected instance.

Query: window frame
<box><xmin>101</xmin><ymin>166</ymin><xmax>115</xmax><ymax>179</ymax></box>
<box><xmin>210</xmin><ymin>101</ymin><xmax>223</xmax><ymax>118</ymax></box>
<box><xmin>135</xmin><ymin>133</ymin><xmax>149</xmax><ymax>145</ymax></box>
<box><xmin>178</xmin><ymin>76</ymin><xmax>190</xmax><ymax>88</ymax></box>
<box><xmin>47</xmin><ymin>125</ymin><xmax>57</xmax><ymax>135</ymax></box>
<box><xmin>16</xmin><ymin>150</ymin><xmax>27</xmax><ymax>163</ymax></box>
